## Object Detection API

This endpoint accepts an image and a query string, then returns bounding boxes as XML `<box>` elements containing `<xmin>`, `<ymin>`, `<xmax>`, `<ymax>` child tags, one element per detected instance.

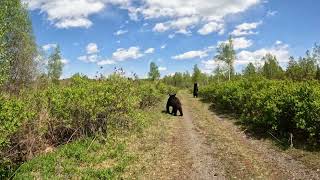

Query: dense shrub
<box><xmin>200</xmin><ymin>78</ymin><xmax>320</xmax><ymax>145</ymax></box>
<box><xmin>0</xmin><ymin>75</ymin><xmax>171</xmax><ymax>177</ymax></box>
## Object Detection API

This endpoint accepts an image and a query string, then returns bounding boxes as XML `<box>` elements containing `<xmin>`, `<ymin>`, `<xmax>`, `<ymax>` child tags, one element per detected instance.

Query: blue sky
<box><xmin>24</xmin><ymin>0</ymin><xmax>320</xmax><ymax>78</ymax></box>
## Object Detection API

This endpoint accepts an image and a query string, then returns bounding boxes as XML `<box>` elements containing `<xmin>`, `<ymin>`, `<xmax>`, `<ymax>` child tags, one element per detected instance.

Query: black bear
<box><xmin>166</xmin><ymin>94</ymin><xmax>183</xmax><ymax>116</ymax></box>
<box><xmin>193</xmin><ymin>83</ymin><xmax>199</xmax><ymax>98</ymax></box>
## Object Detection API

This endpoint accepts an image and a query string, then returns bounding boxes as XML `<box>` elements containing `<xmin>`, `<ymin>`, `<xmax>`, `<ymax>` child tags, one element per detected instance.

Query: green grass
<box><xmin>13</xmin><ymin>135</ymin><xmax>133</xmax><ymax>179</ymax></box>
<box><xmin>11</xmin><ymin>99</ymin><xmax>166</xmax><ymax>179</ymax></box>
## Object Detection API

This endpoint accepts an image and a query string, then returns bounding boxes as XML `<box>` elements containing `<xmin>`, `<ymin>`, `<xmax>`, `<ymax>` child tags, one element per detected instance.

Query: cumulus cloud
<box><xmin>24</xmin><ymin>0</ymin><xmax>261</xmax><ymax>31</ymax></box>
<box><xmin>218</xmin><ymin>37</ymin><xmax>253</xmax><ymax>50</ymax></box>
<box><xmin>172</xmin><ymin>50</ymin><xmax>209</xmax><ymax>60</ymax></box>
<box><xmin>97</xmin><ymin>59</ymin><xmax>116</xmax><ymax>65</ymax></box>
<box><xmin>145</xmin><ymin>0</ymin><xmax>260</xmax><ymax>35</ymax></box>
<box><xmin>236</xmin><ymin>41</ymin><xmax>290</xmax><ymax>65</ymax></box>
<box><xmin>144</xmin><ymin>48</ymin><xmax>155</xmax><ymax>54</ymax></box>
<box><xmin>231</xmin><ymin>21</ymin><xmax>262</xmax><ymax>36</ymax></box>
<box><xmin>114</xmin><ymin>29</ymin><xmax>128</xmax><ymax>36</ymax></box>
<box><xmin>159</xmin><ymin>66</ymin><xmax>167</xmax><ymax>71</ymax></box>
<box><xmin>23</xmin><ymin>0</ymin><xmax>106</xmax><ymax>28</ymax></box>
<box><xmin>198</xmin><ymin>22</ymin><xmax>224</xmax><ymax>35</ymax></box>
<box><xmin>112</xmin><ymin>47</ymin><xmax>144</xmax><ymax>61</ymax></box>
<box><xmin>61</xmin><ymin>58</ymin><xmax>69</xmax><ymax>64</ymax></box>
<box><xmin>86</xmin><ymin>43</ymin><xmax>99</xmax><ymax>54</ymax></box>
<box><xmin>201</xmin><ymin>41</ymin><xmax>290</xmax><ymax>73</ymax></box>
<box><xmin>78</xmin><ymin>54</ymin><xmax>99</xmax><ymax>63</ymax></box>
<box><xmin>42</xmin><ymin>43</ymin><xmax>57</xmax><ymax>51</ymax></box>
<box><xmin>153</xmin><ymin>16</ymin><xmax>199</xmax><ymax>34</ymax></box>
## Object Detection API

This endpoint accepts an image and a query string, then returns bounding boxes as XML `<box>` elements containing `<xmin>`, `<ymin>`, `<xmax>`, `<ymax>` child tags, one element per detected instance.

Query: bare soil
<box><xmin>125</xmin><ymin>91</ymin><xmax>320</xmax><ymax>179</ymax></box>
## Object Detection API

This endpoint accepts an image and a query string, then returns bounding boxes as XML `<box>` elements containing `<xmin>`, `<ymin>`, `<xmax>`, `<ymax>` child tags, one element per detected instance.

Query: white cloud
<box><xmin>97</xmin><ymin>59</ymin><xmax>116</xmax><ymax>65</ymax></box>
<box><xmin>78</xmin><ymin>54</ymin><xmax>99</xmax><ymax>63</ymax></box>
<box><xmin>172</xmin><ymin>50</ymin><xmax>208</xmax><ymax>60</ymax></box>
<box><xmin>201</xmin><ymin>60</ymin><xmax>226</xmax><ymax>74</ymax></box>
<box><xmin>24</xmin><ymin>0</ymin><xmax>262</xmax><ymax>30</ymax></box>
<box><xmin>144</xmin><ymin>48</ymin><xmax>155</xmax><ymax>54</ymax></box>
<box><xmin>231</xmin><ymin>21</ymin><xmax>262</xmax><ymax>36</ymax></box>
<box><xmin>159</xmin><ymin>66</ymin><xmax>167</xmax><ymax>71</ymax></box>
<box><xmin>161</xmin><ymin>44</ymin><xmax>167</xmax><ymax>49</ymax></box>
<box><xmin>23</xmin><ymin>0</ymin><xmax>105</xmax><ymax>28</ymax></box>
<box><xmin>218</xmin><ymin>37</ymin><xmax>253</xmax><ymax>50</ymax></box>
<box><xmin>42</xmin><ymin>43</ymin><xmax>57</xmax><ymax>51</ymax></box>
<box><xmin>112</xmin><ymin>46</ymin><xmax>144</xmax><ymax>61</ymax></box>
<box><xmin>55</xmin><ymin>17</ymin><xmax>92</xmax><ymax>29</ymax></box>
<box><xmin>198</xmin><ymin>22</ymin><xmax>224</xmax><ymax>35</ymax></box>
<box><xmin>86</xmin><ymin>43</ymin><xmax>99</xmax><ymax>54</ymax></box>
<box><xmin>275</xmin><ymin>40</ymin><xmax>282</xmax><ymax>45</ymax></box>
<box><xmin>114</xmin><ymin>29</ymin><xmax>128</xmax><ymax>36</ymax></box>
<box><xmin>153</xmin><ymin>16</ymin><xmax>199</xmax><ymax>34</ymax></box>
<box><xmin>236</xmin><ymin>41</ymin><xmax>290</xmax><ymax>65</ymax></box>
<box><xmin>144</xmin><ymin>0</ymin><xmax>261</xmax><ymax>35</ymax></box>
<box><xmin>61</xmin><ymin>58</ymin><xmax>69</xmax><ymax>64</ymax></box>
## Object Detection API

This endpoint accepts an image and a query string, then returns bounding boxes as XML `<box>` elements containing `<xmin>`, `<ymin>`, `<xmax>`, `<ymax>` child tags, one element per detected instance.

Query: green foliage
<box><xmin>0</xmin><ymin>76</ymin><xmax>170</xmax><ymax>178</ymax></box>
<box><xmin>0</xmin><ymin>0</ymin><xmax>37</xmax><ymax>91</ymax></box>
<box><xmin>148</xmin><ymin>62</ymin><xmax>160</xmax><ymax>81</ymax></box>
<box><xmin>192</xmin><ymin>64</ymin><xmax>201</xmax><ymax>83</ymax></box>
<box><xmin>243</xmin><ymin>62</ymin><xmax>256</xmax><ymax>76</ymax></box>
<box><xmin>261</xmin><ymin>53</ymin><xmax>284</xmax><ymax>79</ymax></box>
<box><xmin>200</xmin><ymin>79</ymin><xmax>320</xmax><ymax>145</ymax></box>
<box><xmin>48</xmin><ymin>46</ymin><xmax>63</xmax><ymax>84</ymax></box>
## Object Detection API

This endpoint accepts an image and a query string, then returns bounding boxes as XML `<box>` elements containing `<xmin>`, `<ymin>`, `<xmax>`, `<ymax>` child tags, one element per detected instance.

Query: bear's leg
<box><xmin>178</xmin><ymin>107</ymin><xmax>183</xmax><ymax>116</ymax></box>
<box><xmin>166</xmin><ymin>104</ymin><xmax>171</xmax><ymax>114</ymax></box>
<box><xmin>173</xmin><ymin>107</ymin><xmax>177</xmax><ymax>116</ymax></box>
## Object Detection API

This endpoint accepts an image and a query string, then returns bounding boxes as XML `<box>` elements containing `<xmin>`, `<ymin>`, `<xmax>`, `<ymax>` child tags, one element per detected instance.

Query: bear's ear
<box><xmin>173</xmin><ymin>94</ymin><xmax>176</xmax><ymax>96</ymax></box>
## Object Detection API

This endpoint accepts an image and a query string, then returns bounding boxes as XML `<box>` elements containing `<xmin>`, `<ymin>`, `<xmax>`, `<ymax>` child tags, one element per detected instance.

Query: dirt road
<box><xmin>127</xmin><ymin>91</ymin><xmax>320</xmax><ymax>179</ymax></box>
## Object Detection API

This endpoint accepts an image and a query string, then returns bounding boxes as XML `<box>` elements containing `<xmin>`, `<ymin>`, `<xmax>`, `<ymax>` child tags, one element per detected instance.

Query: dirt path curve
<box><xmin>131</xmin><ymin>91</ymin><xmax>320</xmax><ymax>179</ymax></box>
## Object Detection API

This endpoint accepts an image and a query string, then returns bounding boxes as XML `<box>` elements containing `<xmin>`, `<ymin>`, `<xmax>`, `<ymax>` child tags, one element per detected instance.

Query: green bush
<box><xmin>0</xmin><ymin>76</ymin><xmax>171</xmax><ymax>177</ymax></box>
<box><xmin>200</xmin><ymin>79</ymin><xmax>320</xmax><ymax>145</ymax></box>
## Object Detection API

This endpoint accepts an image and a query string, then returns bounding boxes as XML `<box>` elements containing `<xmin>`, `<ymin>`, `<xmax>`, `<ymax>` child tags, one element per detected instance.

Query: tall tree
<box><xmin>262</xmin><ymin>53</ymin><xmax>284</xmax><ymax>79</ymax></box>
<box><xmin>215</xmin><ymin>36</ymin><xmax>236</xmax><ymax>81</ymax></box>
<box><xmin>148</xmin><ymin>62</ymin><xmax>160</xmax><ymax>81</ymax></box>
<box><xmin>192</xmin><ymin>64</ymin><xmax>201</xmax><ymax>83</ymax></box>
<box><xmin>243</xmin><ymin>62</ymin><xmax>256</xmax><ymax>76</ymax></box>
<box><xmin>298</xmin><ymin>50</ymin><xmax>317</xmax><ymax>80</ymax></box>
<box><xmin>316</xmin><ymin>65</ymin><xmax>320</xmax><ymax>81</ymax></box>
<box><xmin>286</xmin><ymin>56</ymin><xmax>301</xmax><ymax>80</ymax></box>
<box><xmin>0</xmin><ymin>0</ymin><xmax>37</xmax><ymax>91</ymax></box>
<box><xmin>48</xmin><ymin>46</ymin><xmax>63</xmax><ymax>84</ymax></box>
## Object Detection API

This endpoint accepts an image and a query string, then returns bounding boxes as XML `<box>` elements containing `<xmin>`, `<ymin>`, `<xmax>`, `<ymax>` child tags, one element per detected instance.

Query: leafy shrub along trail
<box><xmin>199</xmin><ymin>78</ymin><xmax>320</xmax><ymax>147</ymax></box>
<box><xmin>0</xmin><ymin>75</ymin><xmax>176</xmax><ymax>178</ymax></box>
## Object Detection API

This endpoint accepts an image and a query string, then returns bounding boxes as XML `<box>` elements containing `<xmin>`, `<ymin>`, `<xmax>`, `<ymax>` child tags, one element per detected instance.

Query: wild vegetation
<box><xmin>164</xmin><ymin>37</ymin><xmax>320</xmax><ymax>148</ymax></box>
<box><xmin>1</xmin><ymin>0</ymin><xmax>320</xmax><ymax>178</ymax></box>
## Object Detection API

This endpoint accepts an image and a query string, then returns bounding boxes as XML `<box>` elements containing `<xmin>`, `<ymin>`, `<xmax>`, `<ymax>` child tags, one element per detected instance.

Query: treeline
<box><xmin>163</xmin><ymin>37</ymin><xmax>320</xmax><ymax>87</ymax></box>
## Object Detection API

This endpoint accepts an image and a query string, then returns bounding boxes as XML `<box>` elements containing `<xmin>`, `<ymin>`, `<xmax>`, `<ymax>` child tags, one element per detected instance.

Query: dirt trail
<box><xmin>131</xmin><ymin>91</ymin><xmax>320</xmax><ymax>179</ymax></box>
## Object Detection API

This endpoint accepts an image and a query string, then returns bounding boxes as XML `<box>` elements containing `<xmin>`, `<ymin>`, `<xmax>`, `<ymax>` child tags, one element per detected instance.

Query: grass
<box><xmin>12</xmin><ymin>97</ymin><xmax>169</xmax><ymax>179</ymax></box>
<box><xmin>13</xmin><ymin>136</ymin><xmax>133</xmax><ymax>179</ymax></box>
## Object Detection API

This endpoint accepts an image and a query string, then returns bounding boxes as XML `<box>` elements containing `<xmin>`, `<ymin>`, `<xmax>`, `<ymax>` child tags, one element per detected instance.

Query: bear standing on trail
<box><xmin>166</xmin><ymin>94</ymin><xmax>183</xmax><ymax>116</ymax></box>
<box><xmin>193</xmin><ymin>83</ymin><xmax>199</xmax><ymax>98</ymax></box>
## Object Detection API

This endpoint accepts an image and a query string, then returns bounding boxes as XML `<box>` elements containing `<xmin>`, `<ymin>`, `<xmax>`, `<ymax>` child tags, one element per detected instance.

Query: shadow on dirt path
<box><xmin>128</xmin><ymin>91</ymin><xmax>320</xmax><ymax>179</ymax></box>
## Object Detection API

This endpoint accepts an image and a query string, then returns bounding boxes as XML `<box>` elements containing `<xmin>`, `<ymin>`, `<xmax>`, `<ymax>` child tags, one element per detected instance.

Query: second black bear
<box><xmin>166</xmin><ymin>94</ymin><xmax>183</xmax><ymax>116</ymax></box>
<box><xmin>193</xmin><ymin>83</ymin><xmax>199</xmax><ymax>98</ymax></box>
